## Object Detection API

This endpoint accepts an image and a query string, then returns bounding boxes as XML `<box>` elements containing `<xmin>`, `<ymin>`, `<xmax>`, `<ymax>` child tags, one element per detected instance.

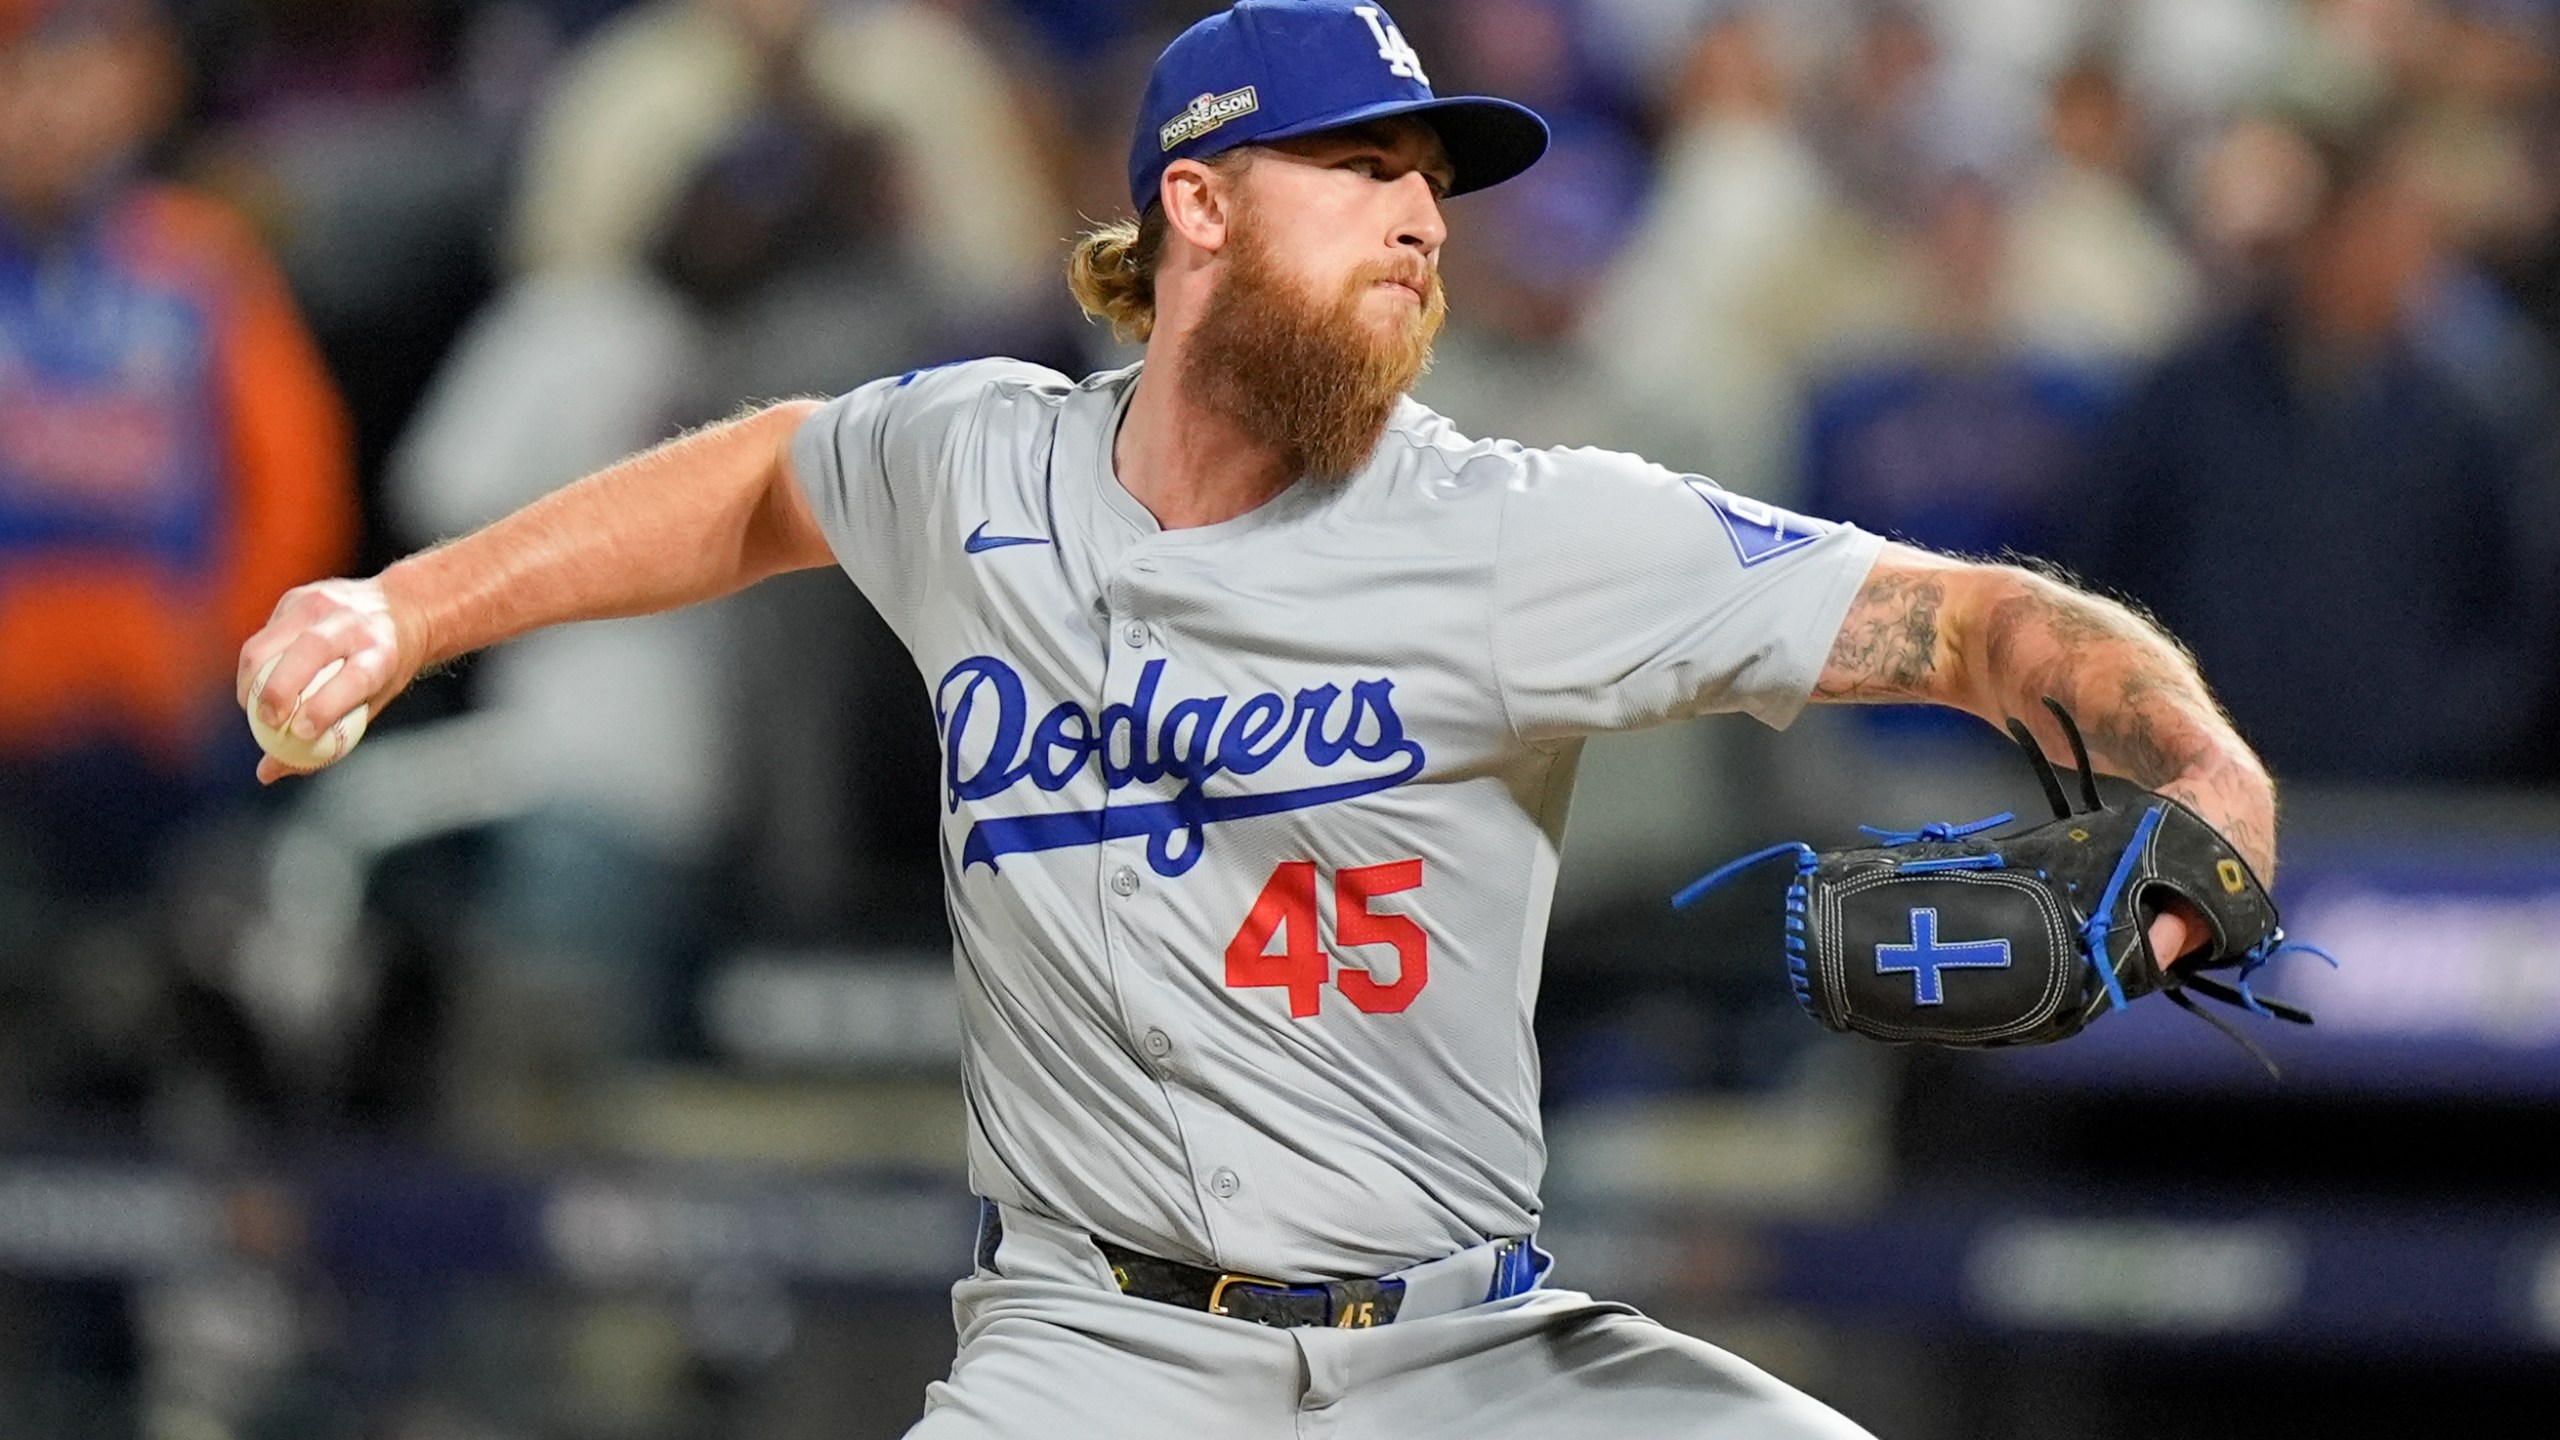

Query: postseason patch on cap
<box><xmin>1159</xmin><ymin>86</ymin><xmax>1260</xmax><ymax>152</ymax></box>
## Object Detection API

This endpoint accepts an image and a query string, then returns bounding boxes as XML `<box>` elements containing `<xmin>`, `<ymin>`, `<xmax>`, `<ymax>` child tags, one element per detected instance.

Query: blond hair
<box><xmin>1065</xmin><ymin>208</ymin><xmax>1169</xmax><ymax>343</ymax></box>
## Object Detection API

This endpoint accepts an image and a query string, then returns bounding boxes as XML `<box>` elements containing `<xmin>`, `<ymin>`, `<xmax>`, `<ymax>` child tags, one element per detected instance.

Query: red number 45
<box><xmin>1223</xmin><ymin>859</ymin><xmax>1427</xmax><ymax>1017</ymax></box>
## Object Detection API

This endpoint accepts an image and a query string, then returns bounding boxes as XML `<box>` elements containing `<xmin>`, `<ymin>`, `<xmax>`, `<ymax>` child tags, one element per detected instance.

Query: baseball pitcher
<box><xmin>239</xmin><ymin>3</ymin><xmax>2278</xmax><ymax>1434</ymax></box>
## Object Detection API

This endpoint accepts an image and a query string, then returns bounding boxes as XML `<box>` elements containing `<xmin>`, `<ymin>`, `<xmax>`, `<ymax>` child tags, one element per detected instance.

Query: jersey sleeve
<box><xmin>1490</xmin><ymin>446</ymin><xmax>1884</xmax><ymax>740</ymax></box>
<box><xmin>789</xmin><ymin>358</ymin><xmax>1054</xmax><ymax>642</ymax></box>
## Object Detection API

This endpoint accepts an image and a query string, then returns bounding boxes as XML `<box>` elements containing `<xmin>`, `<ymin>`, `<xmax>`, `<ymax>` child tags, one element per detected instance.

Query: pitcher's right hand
<box><xmin>236</xmin><ymin>577</ymin><xmax>419</xmax><ymax>783</ymax></box>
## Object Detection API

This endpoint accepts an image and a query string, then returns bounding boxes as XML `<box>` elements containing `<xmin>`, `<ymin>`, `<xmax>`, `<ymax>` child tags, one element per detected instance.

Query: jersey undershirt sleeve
<box><xmin>788</xmin><ymin>357</ymin><xmax>1054</xmax><ymax>643</ymax></box>
<box><xmin>1489</xmin><ymin>445</ymin><xmax>1885</xmax><ymax>741</ymax></box>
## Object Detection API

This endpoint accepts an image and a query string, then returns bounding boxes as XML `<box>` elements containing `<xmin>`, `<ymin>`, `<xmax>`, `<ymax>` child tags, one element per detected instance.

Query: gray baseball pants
<box><xmin>905</xmin><ymin>1206</ymin><xmax>1876</xmax><ymax>1440</ymax></box>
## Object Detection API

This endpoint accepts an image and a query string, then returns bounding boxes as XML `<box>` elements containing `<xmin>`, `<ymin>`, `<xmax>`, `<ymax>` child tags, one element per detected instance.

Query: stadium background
<box><xmin>3</xmin><ymin>0</ymin><xmax>2560</xmax><ymax>1436</ymax></box>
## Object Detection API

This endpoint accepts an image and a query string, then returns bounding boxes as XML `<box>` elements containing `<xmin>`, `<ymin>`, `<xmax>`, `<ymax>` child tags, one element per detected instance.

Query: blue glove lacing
<box><xmin>1670</xmin><ymin>841</ymin><xmax>1822</xmax><ymax>1016</ymax></box>
<box><xmin>1855</xmin><ymin>812</ymin><xmax>2015</xmax><ymax>846</ymax></box>
<box><xmin>2231</xmin><ymin>932</ymin><xmax>2341</xmax><ymax>1017</ymax></box>
<box><xmin>2080</xmin><ymin>804</ymin><xmax>2166</xmax><ymax>1012</ymax></box>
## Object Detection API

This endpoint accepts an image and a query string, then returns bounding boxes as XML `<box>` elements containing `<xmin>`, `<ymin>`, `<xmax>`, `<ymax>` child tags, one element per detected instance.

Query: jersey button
<box><xmin>1110</xmin><ymin>866</ymin><xmax>1142</xmax><ymax>897</ymax></box>
<box><xmin>1143</xmin><ymin>1028</ymin><xmax>1172</xmax><ymax>1059</ymax></box>
<box><xmin>1121</xmin><ymin>620</ymin><xmax>1150</xmax><ymax>648</ymax></box>
<box><xmin>1209</xmin><ymin>1167</ymin><xmax>1241</xmax><ymax>1201</ymax></box>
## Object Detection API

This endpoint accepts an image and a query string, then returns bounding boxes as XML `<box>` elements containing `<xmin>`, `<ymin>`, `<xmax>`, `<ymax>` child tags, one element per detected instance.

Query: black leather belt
<box><xmin>975</xmin><ymin>1202</ymin><xmax>1536</xmax><ymax>1330</ymax></box>
<box><xmin>1096</xmin><ymin>1238</ymin><xmax>1408</xmax><ymax>1329</ymax></box>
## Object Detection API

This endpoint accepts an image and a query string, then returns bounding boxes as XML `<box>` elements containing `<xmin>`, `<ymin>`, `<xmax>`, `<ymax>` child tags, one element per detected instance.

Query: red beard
<box><xmin>1180</xmin><ymin>202</ymin><xmax>1448</xmax><ymax>483</ymax></box>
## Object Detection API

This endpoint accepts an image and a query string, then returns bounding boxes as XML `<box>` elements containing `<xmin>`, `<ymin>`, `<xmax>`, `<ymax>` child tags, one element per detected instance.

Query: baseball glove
<box><xmin>1675</xmin><ymin>699</ymin><xmax>2328</xmax><ymax>1065</ymax></box>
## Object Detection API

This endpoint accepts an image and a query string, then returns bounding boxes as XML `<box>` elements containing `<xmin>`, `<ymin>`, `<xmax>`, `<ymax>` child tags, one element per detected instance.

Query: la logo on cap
<box><xmin>1353</xmin><ymin>5</ymin><xmax>1427</xmax><ymax>83</ymax></box>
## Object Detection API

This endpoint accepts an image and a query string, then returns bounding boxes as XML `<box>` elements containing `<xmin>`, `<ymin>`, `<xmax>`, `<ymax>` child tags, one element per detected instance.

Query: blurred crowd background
<box><xmin>3</xmin><ymin>0</ymin><xmax>2560</xmax><ymax>1436</ymax></box>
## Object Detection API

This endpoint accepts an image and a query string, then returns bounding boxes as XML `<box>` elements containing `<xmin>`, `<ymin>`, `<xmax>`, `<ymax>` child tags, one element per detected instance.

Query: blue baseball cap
<box><xmin>1129</xmin><ymin>0</ymin><xmax>1550</xmax><ymax>214</ymax></box>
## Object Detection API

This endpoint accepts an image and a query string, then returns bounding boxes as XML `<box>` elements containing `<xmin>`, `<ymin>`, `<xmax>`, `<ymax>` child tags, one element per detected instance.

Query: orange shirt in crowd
<box><xmin>0</xmin><ymin>182</ymin><xmax>353</xmax><ymax>768</ymax></box>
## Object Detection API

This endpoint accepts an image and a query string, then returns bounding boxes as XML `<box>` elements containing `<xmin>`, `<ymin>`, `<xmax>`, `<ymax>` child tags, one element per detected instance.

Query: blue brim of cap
<box><xmin>1250</xmin><ymin>94</ymin><xmax>1550</xmax><ymax>199</ymax></box>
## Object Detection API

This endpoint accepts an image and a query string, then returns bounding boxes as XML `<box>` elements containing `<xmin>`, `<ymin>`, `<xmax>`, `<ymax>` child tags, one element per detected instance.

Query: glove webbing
<box><xmin>2009</xmin><ymin>701</ymin><xmax>2331</xmax><ymax>1065</ymax></box>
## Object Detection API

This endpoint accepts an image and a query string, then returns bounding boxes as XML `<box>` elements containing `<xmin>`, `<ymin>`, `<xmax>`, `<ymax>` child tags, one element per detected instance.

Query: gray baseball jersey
<box><xmin>792</xmin><ymin>358</ymin><xmax>1882</xmax><ymax>1282</ymax></box>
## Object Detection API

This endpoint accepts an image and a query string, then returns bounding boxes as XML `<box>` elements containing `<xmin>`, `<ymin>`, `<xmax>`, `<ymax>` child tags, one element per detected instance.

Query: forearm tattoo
<box><xmin>1814</xmin><ymin>558</ymin><xmax>2278</xmax><ymax>878</ymax></box>
<box><xmin>1979</xmin><ymin>578</ymin><xmax>2277</xmax><ymax>879</ymax></box>
<box><xmin>1812</xmin><ymin>570</ymin><xmax>1947</xmax><ymax>703</ymax></box>
<box><xmin>1978</xmin><ymin>589</ymin><xmax>2202</xmax><ymax>789</ymax></box>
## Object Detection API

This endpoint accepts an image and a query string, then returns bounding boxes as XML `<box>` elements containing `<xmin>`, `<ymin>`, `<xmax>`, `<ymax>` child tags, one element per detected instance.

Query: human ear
<box><xmin>1161</xmin><ymin>159</ymin><xmax>1234</xmax><ymax>254</ymax></box>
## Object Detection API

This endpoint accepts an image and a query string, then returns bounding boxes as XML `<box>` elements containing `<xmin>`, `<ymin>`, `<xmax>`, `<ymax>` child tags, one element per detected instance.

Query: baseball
<box><xmin>246</xmin><ymin>652</ymin><xmax>370</xmax><ymax>769</ymax></box>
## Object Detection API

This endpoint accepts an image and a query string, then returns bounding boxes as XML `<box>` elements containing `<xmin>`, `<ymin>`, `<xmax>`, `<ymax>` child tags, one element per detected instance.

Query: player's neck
<box><xmin>1112</xmin><ymin>357</ymin><xmax>1299</xmax><ymax>530</ymax></box>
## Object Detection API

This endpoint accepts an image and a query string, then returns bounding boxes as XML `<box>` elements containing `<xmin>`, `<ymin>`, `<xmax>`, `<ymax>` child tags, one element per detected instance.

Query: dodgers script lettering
<box><xmin>936</xmin><ymin>657</ymin><xmax>1428</xmax><ymax>878</ymax></box>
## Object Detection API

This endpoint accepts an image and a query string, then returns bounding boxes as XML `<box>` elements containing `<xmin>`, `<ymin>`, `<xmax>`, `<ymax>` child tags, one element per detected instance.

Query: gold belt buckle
<box><xmin>1206</xmin><ymin>1271</ymin><xmax>1286</xmax><ymax>1317</ymax></box>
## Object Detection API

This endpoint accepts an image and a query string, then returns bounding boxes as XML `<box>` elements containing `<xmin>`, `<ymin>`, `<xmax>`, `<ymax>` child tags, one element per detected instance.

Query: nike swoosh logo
<box><xmin>964</xmin><ymin>522</ymin><xmax>1051</xmax><ymax>554</ymax></box>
